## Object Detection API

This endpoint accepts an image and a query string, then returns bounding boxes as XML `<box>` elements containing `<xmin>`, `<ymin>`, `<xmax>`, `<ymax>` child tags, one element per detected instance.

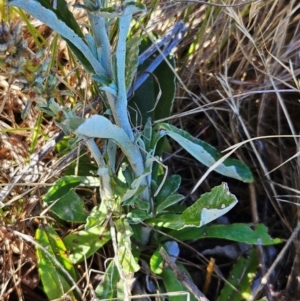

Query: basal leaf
<box><xmin>64</xmin><ymin>154</ymin><xmax>98</xmax><ymax>176</ymax></box>
<box><xmin>133</xmin><ymin>198</ymin><xmax>150</xmax><ymax>211</ymax></box>
<box><xmin>161</xmin><ymin>265</ymin><xmax>198</xmax><ymax>301</ymax></box>
<box><xmin>153</xmin><ymin>123</ymin><xmax>253</xmax><ymax>183</ymax></box>
<box><xmin>166</xmin><ymin>223</ymin><xmax>282</xmax><ymax>245</ymax></box>
<box><xmin>43</xmin><ymin>176</ymin><xmax>99</xmax><ymax>223</ymax></box>
<box><xmin>48</xmin><ymin>190</ymin><xmax>88</xmax><ymax>223</ymax></box>
<box><xmin>131</xmin><ymin>224</ymin><xmax>152</xmax><ymax>245</ymax></box>
<box><xmin>127</xmin><ymin>209</ymin><xmax>149</xmax><ymax>224</ymax></box>
<box><xmin>43</xmin><ymin>176</ymin><xmax>99</xmax><ymax>203</ymax></box>
<box><xmin>85</xmin><ymin>201</ymin><xmax>109</xmax><ymax>230</ymax></box>
<box><xmin>216</xmin><ymin>248</ymin><xmax>259</xmax><ymax>301</ymax></box>
<box><xmin>43</xmin><ymin>176</ymin><xmax>81</xmax><ymax>203</ymax></box>
<box><xmin>150</xmin><ymin>246</ymin><xmax>164</xmax><ymax>274</ymax></box>
<box><xmin>150</xmin><ymin>241</ymin><xmax>179</xmax><ymax>275</ymax></box>
<box><xmin>95</xmin><ymin>260</ymin><xmax>119</xmax><ymax>300</ymax></box>
<box><xmin>36</xmin><ymin>225</ymin><xmax>77</xmax><ymax>300</ymax></box>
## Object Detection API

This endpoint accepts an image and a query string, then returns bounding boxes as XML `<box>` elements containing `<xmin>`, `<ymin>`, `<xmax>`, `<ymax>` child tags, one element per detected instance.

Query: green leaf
<box><xmin>47</xmin><ymin>190</ymin><xmax>88</xmax><ymax>223</ymax></box>
<box><xmin>126</xmin><ymin>36</ymin><xmax>141</xmax><ymax>90</ymax></box>
<box><xmin>55</xmin><ymin>137</ymin><xmax>71</xmax><ymax>156</ymax></box>
<box><xmin>43</xmin><ymin>176</ymin><xmax>99</xmax><ymax>203</ymax></box>
<box><xmin>147</xmin><ymin>213</ymin><xmax>184</xmax><ymax>230</ymax></box>
<box><xmin>167</xmin><ymin>223</ymin><xmax>282</xmax><ymax>245</ymax></box>
<box><xmin>67</xmin><ymin>116</ymin><xmax>85</xmax><ymax>132</ymax></box>
<box><xmin>36</xmin><ymin>225</ymin><xmax>77</xmax><ymax>300</ymax></box>
<box><xmin>152</xmin><ymin>123</ymin><xmax>253</xmax><ymax>183</ymax></box>
<box><xmin>133</xmin><ymin>198</ymin><xmax>150</xmax><ymax>211</ymax></box>
<box><xmin>181</xmin><ymin>183</ymin><xmax>238</xmax><ymax>228</ymax></box>
<box><xmin>151</xmin><ymin>242</ymin><xmax>179</xmax><ymax>275</ymax></box>
<box><xmin>95</xmin><ymin>260</ymin><xmax>119</xmax><ymax>300</ymax></box>
<box><xmin>127</xmin><ymin>209</ymin><xmax>149</xmax><ymax>224</ymax></box>
<box><xmin>63</xmin><ymin>226</ymin><xmax>111</xmax><ymax>264</ymax></box>
<box><xmin>216</xmin><ymin>248</ymin><xmax>259</xmax><ymax>301</ymax></box>
<box><xmin>156</xmin><ymin>194</ymin><xmax>185</xmax><ymax>214</ymax></box>
<box><xmin>43</xmin><ymin>176</ymin><xmax>99</xmax><ymax>223</ymax></box>
<box><xmin>85</xmin><ymin>202</ymin><xmax>109</xmax><ymax>229</ymax></box>
<box><xmin>148</xmin><ymin>184</ymin><xmax>238</xmax><ymax>230</ymax></box>
<box><xmin>92</xmin><ymin>73</ymin><xmax>116</xmax><ymax>90</ymax></box>
<box><xmin>161</xmin><ymin>265</ymin><xmax>198</xmax><ymax>301</ymax></box>
<box><xmin>156</xmin><ymin>174</ymin><xmax>181</xmax><ymax>204</ymax></box>
<box><xmin>43</xmin><ymin>176</ymin><xmax>81</xmax><ymax>203</ymax></box>
<box><xmin>150</xmin><ymin>247</ymin><xmax>164</xmax><ymax>274</ymax></box>
<box><xmin>131</xmin><ymin>224</ymin><xmax>152</xmax><ymax>245</ymax></box>
<box><xmin>63</xmin><ymin>200</ymin><xmax>111</xmax><ymax>264</ymax></box>
<box><xmin>129</xmin><ymin>37</ymin><xmax>176</xmax><ymax>126</ymax></box>
<box><xmin>121</xmin><ymin>168</ymin><xmax>151</xmax><ymax>203</ymax></box>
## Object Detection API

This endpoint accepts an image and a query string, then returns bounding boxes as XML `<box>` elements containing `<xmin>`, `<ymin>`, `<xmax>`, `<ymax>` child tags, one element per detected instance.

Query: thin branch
<box><xmin>160</xmin><ymin>248</ymin><xmax>210</xmax><ymax>301</ymax></box>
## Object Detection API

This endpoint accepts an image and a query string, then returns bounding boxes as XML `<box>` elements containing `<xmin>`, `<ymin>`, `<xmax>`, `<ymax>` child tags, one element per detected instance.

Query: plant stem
<box><xmin>85</xmin><ymin>138</ymin><xmax>113</xmax><ymax>201</ymax></box>
<box><xmin>87</xmin><ymin>13</ymin><xmax>113</xmax><ymax>79</ymax></box>
<box><xmin>115</xmin><ymin>13</ymin><xmax>135</xmax><ymax>141</ymax></box>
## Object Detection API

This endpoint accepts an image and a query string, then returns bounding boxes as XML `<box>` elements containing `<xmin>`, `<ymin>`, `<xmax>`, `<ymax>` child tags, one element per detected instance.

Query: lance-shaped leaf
<box><xmin>150</xmin><ymin>241</ymin><xmax>179</xmax><ymax>274</ymax></box>
<box><xmin>156</xmin><ymin>194</ymin><xmax>185</xmax><ymax>214</ymax></box>
<box><xmin>216</xmin><ymin>248</ymin><xmax>259</xmax><ymax>301</ymax></box>
<box><xmin>36</xmin><ymin>225</ymin><xmax>78</xmax><ymax>300</ymax></box>
<box><xmin>161</xmin><ymin>265</ymin><xmax>198</xmax><ymax>301</ymax></box>
<box><xmin>155</xmin><ymin>174</ymin><xmax>181</xmax><ymax>204</ymax></box>
<box><xmin>95</xmin><ymin>260</ymin><xmax>119</xmax><ymax>300</ymax></box>
<box><xmin>167</xmin><ymin>223</ymin><xmax>282</xmax><ymax>245</ymax></box>
<box><xmin>152</xmin><ymin>123</ymin><xmax>253</xmax><ymax>183</ymax></box>
<box><xmin>62</xmin><ymin>198</ymin><xmax>111</xmax><ymax>264</ymax></box>
<box><xmin>43</xmin><ymin>176</ymin><xmax>99</xmax><ymax>223</ymax></box>
<box><xmin>121</xmin><ymin>168</ymin><xmax>151</xmax><ymax>203</ymax></box>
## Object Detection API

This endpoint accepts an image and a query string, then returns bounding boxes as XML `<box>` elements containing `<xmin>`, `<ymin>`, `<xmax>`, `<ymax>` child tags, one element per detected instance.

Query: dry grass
<box><xmin>1</xmin><ymin>0</ymin><xmax>300</xmax><ymax>300</ymax></box>
<box><xmin>147</xmin><ymin>0</ymin><xmax>300</xmax><ymax>300</ymax></box>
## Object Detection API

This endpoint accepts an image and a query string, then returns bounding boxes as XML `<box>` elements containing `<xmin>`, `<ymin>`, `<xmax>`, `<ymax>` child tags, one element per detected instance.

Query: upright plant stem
<box><xmin>85</xmin><ymin>1</ymin><xmax>135</xmax><ymax>141</ymax></box>
<box><xmin>85</xmin><ymin>138</ymin><xmax>113</xmax><ymax>201</ymax></box>
<box><xmin>115</xmin><ymin>13</ymin><xmax>135</xmax><ymax>141</ymax></box>
<box><xmin>84</xmin><ymin>2</ymin><xmax>150</xmax><ymax>201</ymax></box>
<box><xmin>87</xmin><ymin>13</ymin><xmax>113</xmax><ymax>79</ymax></box>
